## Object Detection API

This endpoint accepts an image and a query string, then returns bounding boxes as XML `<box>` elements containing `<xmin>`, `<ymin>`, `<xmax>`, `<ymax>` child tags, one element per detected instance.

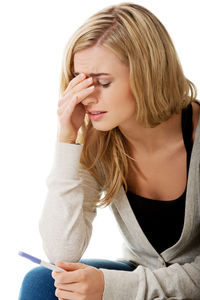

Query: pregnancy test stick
<box><xmin>18</xmin><ymin>251</ymin><xmax>65</xmax><ymax>272</ymax></box>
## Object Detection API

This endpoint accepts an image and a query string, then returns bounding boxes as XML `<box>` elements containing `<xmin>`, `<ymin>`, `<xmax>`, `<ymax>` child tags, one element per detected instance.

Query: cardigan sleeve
<box><xmin>101</xmin><ymin>255</ymin><xmax>200</xmax><ymax>300</ymax></box>
<box><xmin>39</xmin><ymin>142</ymin><xmax>101</xmax><ymax>263</ymax></box>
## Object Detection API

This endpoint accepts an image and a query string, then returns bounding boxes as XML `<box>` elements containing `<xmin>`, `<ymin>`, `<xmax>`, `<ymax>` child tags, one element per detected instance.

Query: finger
<box><xmin>63</xmin><ymin>76</ymin><xmax>93</xmax><ymax>97</ymax></box>
<box><xmin>58</xmin><ymin>80</ymin><xmax>92</xmax><ymax>110</ymax></box>
<box><xmin>56</xmin><ymin>261</ymin><xmax>87</xmax><ymax>271</ymax></box>
<box><xmin>57</xmin><ymin>95</ymin><xmax>78</xmax><ymax>117</ymax></box>
<box><xmin>52</xmin><ymin>268</ymin><xmax>83</xmax><ymax>284</ymax></box>
<box><xmin>54</xmin><ymin>282</ymin><xmax>82</xmax><ymax>293</ymax></box>
<box><xmin>55</xmin><ymin>288</ymin><xmax>78</xmax><ymax>300</ymax></box>
<box><xmin>57</xmin><ymin>86</ymin><xmax>94</xmax><ymax>117</ymax></box>
<box><xmin>58</xmin><ymin>75</ymin><xmax>86</xmax><ymax>107</ymax></box>
<box><xmin>59</xmin><ymin>85</ymin><xmax>94</xmax><ymax>114</ymax></box>
<box><xmin>64</xmin><ymin>73</ymin><xmax>86</xmax><ymax>95</ymax></box>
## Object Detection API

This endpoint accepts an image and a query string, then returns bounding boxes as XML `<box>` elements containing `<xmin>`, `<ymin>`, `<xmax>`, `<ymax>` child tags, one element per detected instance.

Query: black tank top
<box><xmin>126</xmin><ymin>103</ymin><xmax>194</xmax><ymax>253</ymax></box>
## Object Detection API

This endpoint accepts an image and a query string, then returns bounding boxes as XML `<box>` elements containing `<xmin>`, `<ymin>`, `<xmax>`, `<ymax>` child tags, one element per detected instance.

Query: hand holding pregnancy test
<box><xmin>18</xmin><ymin>251</ymin><xmax>66</xmax><ymax>272</ymax></box>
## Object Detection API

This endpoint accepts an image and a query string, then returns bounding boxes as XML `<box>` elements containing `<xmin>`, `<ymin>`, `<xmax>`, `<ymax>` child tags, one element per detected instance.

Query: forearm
<box><xmin>39</xmin><ymin>142</ymin><xmax>99</xmax><ymax>263</ymax></box>
<box><xmin>39</xmin><ymin>182</ymin><xmax>96</xmax><ymax>263</ymax></box>
<box><xmin>100</xmin><ymin>257</ymin><xmax>200</xmax><ymax>300</ymax></box>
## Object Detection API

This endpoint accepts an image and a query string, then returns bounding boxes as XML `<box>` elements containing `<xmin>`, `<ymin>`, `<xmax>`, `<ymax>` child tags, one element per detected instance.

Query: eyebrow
<box><xmin>73</xmin><ymin>72</ymin><xmax>111</xmax><ymax>77</ymax></box>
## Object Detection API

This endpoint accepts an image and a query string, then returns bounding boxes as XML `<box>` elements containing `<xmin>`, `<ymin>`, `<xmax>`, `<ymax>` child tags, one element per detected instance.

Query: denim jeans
<box><xmin>18</xmin><ymin>258</ymin><xmax>136</xmax><ymax>300</ymax></box>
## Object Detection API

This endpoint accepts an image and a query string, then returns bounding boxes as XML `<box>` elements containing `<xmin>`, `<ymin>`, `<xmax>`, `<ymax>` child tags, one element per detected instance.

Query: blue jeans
<box><xmin>18</xmin><ymin>258</ymin><xmax>136</xmax><ymax>300</ymax></box>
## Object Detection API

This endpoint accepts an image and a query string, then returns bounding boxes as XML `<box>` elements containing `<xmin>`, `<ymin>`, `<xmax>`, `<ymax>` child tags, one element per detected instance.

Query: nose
<box><xmin>81</xmin><ymin>93</ymin><xmax>98</xmax><ymax>106</ymax></box>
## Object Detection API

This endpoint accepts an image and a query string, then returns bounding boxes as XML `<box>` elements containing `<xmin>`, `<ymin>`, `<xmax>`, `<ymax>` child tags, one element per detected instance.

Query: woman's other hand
<box><xmin>52</xmin><ymin>261</ymin><xmax>105</xmax><ymax>300</ymax></box>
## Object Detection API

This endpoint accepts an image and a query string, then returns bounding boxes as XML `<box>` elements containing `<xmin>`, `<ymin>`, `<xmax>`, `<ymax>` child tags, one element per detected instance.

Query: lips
<box><xmin>87</xmin><ymin>110</ymin><xmax>106</xmax><ymax>116</ymax></box>
<box><xmin>87</xmin><ymin>111</ymin><xmax>107</xmax><ymax>121</ymax></box>
<box><xmin>87</xmin><ymin>111</ymin><xmax>107</xmax><ymax>114</ymax></box>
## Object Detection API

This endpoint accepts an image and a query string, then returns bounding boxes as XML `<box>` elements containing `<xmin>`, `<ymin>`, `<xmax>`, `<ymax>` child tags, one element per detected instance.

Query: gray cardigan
<box><xmin>39</xmin><ymin>111</ymin><xmax>200</xmax><ymax>300</ymax></box>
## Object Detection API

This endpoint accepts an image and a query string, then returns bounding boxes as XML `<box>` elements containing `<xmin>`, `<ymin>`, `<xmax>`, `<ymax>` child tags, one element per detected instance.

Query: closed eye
<box><xmin>100</xmin><ymin>83</ymin><xmax>111</xmax><ymax>88</ymax></box>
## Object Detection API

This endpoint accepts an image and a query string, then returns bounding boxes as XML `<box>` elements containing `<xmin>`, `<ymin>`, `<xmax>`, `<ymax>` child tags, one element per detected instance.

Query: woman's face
<box><xmin>73</xmin><ymin>45</ymin><xmax>136</xmax><ymax>131</ymax></box>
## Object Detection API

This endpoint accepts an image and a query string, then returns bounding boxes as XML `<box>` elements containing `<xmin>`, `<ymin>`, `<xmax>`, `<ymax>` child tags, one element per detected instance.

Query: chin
<box><xmin>92</xmin><ymin>123</ymin><xmax>118</xmax><ymax>132</ymax></box>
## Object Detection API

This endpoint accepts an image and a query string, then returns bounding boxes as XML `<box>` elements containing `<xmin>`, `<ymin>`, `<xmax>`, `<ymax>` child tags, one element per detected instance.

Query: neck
<box><xmin>119</xmin><ymin>112</ymin><xmax>182</xmax><ymax>156</ymax></box>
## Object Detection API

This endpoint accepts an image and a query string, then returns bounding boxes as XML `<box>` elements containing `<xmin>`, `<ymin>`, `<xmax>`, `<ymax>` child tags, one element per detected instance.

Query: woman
<box><xmin>19</xmin><ymin>2</ymin><xmax>200</xmax><ymax>300</ymax></box>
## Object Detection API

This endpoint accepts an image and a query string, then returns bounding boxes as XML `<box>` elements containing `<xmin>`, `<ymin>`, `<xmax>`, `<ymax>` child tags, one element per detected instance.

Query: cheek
<box><xmin>112</xmin><ymin>89</ymin><xmax>136</xmax><ymax>112</ymax></box>
<box><xmin>101</xmin><ymin>82</ymin><xmax>136</xmax><ymax>116</ymax></box>
<box><xmin>110</xmin><ymin>82</ymin><xmax>134</xmax><ymax>101</ymax></box>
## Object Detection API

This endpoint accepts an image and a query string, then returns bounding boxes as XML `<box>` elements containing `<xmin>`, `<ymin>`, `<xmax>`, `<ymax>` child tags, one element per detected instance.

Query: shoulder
<box><xmin>191</xmin><ymin>100</ymin><xmax>200</xmax><ymax>143</ymax></box>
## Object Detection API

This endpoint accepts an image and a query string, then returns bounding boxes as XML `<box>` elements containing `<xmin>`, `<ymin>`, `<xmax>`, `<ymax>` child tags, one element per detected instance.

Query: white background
<box><xmin>0</xmin><ymin>0</ymin><xmax>199</xmax><ymax>298</ymax></box>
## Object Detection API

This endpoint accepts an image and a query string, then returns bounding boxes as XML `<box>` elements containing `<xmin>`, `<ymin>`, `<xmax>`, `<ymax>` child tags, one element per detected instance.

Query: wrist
<box><xmin>57</xmin><ymin>132</ymin><xmax>77</xmax><ymax>144</ymax></box>
<box><xmin>58</xmin><ymin>138</ymin><xmax>76</xmax><ymax>144</ymax></box>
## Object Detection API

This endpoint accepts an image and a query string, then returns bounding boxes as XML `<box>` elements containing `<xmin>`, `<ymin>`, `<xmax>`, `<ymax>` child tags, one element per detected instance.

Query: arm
<box><xmin>101</xmin><ymin>256</ymin><xmax>200</xmax><ymax>300</ymax></box>
<box><xmin>39</xmin><ymin>142</ymin><xmax>101</xmax><ymax>263</ymax></box>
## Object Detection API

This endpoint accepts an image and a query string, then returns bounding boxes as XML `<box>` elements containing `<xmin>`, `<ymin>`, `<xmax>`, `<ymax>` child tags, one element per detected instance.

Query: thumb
<box><xmin>56</xmin><ymin>261</ymin><xmax>87</xmax><ymax>271</ymax></box>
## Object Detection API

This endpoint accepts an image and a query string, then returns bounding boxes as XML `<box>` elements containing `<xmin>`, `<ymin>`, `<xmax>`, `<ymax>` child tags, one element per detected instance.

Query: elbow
<box><xmin>41</xmin><ymin>241</ymin><xmax>87</xmax><ymax>264</ymax></box>
<box><xmin>39</xmin><ymin>221</ymin><xmax>90</xmax><ymax>264</ymax></box>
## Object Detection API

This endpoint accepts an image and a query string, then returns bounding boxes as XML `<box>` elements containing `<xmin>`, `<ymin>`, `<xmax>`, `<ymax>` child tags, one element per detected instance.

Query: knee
<box><xmin>18</xmin><ymin>266</ymin><xmax>56</xmax><ymax>300</ymax></box>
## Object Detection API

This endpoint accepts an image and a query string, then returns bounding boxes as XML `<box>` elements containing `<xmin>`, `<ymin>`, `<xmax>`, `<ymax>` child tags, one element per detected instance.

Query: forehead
<box><xmin>73</xmin><ymin>46</ymin><xmax>128</xmax><ymax>76</ymax></box>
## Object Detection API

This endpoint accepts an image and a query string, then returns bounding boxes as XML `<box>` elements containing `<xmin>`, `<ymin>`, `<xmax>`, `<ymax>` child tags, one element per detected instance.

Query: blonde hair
<box><xmin>59</xmin><ymin>2</ymin><xmax>197</xmax><ymax>207</ymax></box>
